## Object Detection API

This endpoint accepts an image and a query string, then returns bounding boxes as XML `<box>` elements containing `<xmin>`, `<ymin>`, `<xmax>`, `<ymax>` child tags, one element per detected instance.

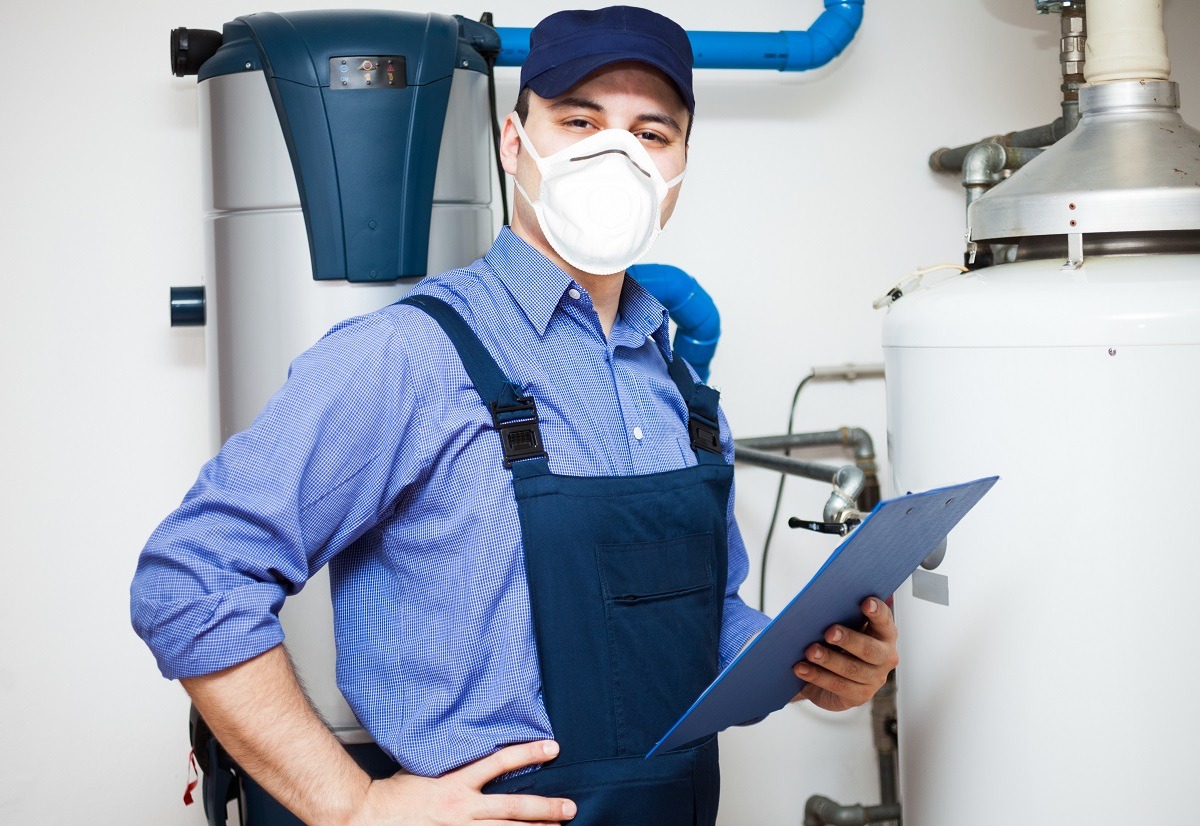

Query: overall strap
<box><xmin>401</xmin><ymin>294</ymin><xmax>549</xmax><ymax>470</ymax></box>
<box><xmin>666</xmin><ymin>354</ymin><xmax>725</xmax><ymax>465</ymax></box>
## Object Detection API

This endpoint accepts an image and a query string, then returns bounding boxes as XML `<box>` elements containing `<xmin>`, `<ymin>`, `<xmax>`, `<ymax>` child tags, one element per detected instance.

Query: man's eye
<box><xmin>566</xmin><ymin>118</ymin><xmax>594</xmax><ymax>129</ymax></box>
<box><xmin>637</xmin><ymin>131</ymin><xmax>666</xmax><ymax>144</ymax></box>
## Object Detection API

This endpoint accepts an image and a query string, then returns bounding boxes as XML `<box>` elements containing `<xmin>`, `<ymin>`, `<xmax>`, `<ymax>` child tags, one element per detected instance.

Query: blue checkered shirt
<box><xmin>131</xmin><ymin>227</ymin><xmax>769</xmax><ymax>777</ymax></box>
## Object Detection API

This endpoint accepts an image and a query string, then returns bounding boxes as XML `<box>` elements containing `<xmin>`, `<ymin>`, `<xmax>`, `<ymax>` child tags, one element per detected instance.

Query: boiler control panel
<box><xmin>329</xmin><ymin>56</ymin><xmax>407</xmax><ymax>89</ymax></box>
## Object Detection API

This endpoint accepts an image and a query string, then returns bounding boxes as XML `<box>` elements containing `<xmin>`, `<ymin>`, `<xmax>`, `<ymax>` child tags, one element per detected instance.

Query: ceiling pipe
<box><xmin>494</xmin><ymin>1</ymin><xmax>865</xmax><ymax>71</ymax></box>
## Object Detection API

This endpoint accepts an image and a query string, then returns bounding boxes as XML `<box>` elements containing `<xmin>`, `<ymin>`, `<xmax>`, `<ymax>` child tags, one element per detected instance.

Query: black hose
<box><xmin>479</xmin><ymin>12</ymin><xmax>510</xmax><ymax>226</ymax></box>
<box><xmin>758</xmin><ymin>373</ymin><xmax>814</xmax><ymax>612</ymax></box>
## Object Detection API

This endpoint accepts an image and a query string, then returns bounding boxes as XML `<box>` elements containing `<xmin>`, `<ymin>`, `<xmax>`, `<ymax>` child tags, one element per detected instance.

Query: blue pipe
<box><xmin>627</xmin><ymin>264</ymin><xmax>720</xmax><ymax>382</ymax></box>
<box><xmin>495</xmin><ymin>0</ymin><xmax>864</xmax><ymax>72</ymax></box>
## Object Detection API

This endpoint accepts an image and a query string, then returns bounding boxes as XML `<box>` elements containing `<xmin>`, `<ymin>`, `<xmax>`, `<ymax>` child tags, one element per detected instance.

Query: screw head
<box><xmin>1108</xmin><ymin>348</ymin><xmax>1117</xmax><ymax>356</ymax></box>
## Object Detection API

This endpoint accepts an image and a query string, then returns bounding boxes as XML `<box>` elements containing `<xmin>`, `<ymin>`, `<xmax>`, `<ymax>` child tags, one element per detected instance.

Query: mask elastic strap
<box><xmin>664</xmin><ymin>168</ymin><xmax>687</xmax><ymax>189</ymax></box>
<box><xmin>513</xmin><ymin>178</ymin><xmax>539</xmax><ymax>209</ymax></box>
<box><xmin>510</xmin><ymin>116</ymin><xmax>545</xmax><ymax>165</ymax></box>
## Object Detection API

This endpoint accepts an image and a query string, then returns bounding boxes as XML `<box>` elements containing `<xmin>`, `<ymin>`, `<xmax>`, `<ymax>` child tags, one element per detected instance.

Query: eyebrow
<box><xmin>549</xmin><ymin>96</ymin><xmax>605</xmax><ymax>114</ymax></box>
<box><xmin>548</xmin><ymin>96</ymin><xmax>684</xmax><ymax>136</ymax></box>
<box><xmin>636</xmin><ymin>112</ymin><xmax>684</xmax><ymax>136</ymax></box>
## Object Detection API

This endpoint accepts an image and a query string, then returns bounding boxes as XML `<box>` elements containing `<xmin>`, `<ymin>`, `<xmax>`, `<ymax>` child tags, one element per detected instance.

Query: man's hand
<box><xmin>791</xmin><ymin>597</ymin><xmax>898</xmax><ymax>712</ymax></box>
<box><xmin>349</xmin><ymin>740</ymin><xmax>576</xmax><ymax>826</ymax></box>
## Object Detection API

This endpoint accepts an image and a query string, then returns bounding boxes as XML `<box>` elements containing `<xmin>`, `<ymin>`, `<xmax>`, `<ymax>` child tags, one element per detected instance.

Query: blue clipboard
<box><xmin>647</xmin><ymin>476</ymin><xmax>999</xmax><ymax>757</ymax></box>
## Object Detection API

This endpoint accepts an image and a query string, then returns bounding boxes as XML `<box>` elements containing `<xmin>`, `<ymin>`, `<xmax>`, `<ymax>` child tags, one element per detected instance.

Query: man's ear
<box><xmin>499</xmin><ymin>113</ymin><xmax>521</xmax><ymax>177</ymax></box>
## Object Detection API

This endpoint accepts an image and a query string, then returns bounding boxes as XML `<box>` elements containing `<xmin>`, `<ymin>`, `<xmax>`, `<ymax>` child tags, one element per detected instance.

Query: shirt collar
<box><xmin>618</xmin><ymin>272</ymin><xmax>673</xmax><ymax>361</ymax></box>
<box><xmin>485</xmin><ymin>228</ymin><xmax>574</xmax><ymax>337</ymax></box>
<box><xmin>484</xmin><ymin>228</ymin><xmax>673</xmax><ymax>360</ymax></box>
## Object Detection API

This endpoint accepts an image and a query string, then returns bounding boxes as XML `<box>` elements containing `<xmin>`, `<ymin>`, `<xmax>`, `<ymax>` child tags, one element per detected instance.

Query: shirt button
<box><xmin>568</xmin><ymin>288</ymin><xmax>581</xmax><ymax>300</ymax></box>
<box><xmin>633</xmin><ymin>426</ymin><xmax>644</xmax><ymax>440</ymax></box>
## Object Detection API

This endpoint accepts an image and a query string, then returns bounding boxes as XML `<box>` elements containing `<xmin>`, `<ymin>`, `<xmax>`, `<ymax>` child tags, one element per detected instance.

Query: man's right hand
<box><xmin>183</xmin><ymin>647</ymin><xmax>574</xmax><ymax>825</ymax></box>
<box><xmin>350</xmin><ymin>740</ymin><xmax>576</xmax><ymax>825</ymax></box>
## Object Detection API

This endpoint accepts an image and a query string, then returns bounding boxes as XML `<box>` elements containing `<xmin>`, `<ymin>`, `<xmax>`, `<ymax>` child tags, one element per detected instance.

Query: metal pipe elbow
<box><xmin>840</xmin><ymin>426</ymin><xmax>876</xmax><ymax>463</ymax></box>
<box><xmin>962</xmin><ymin>141</ymin><xmax>1009</xmax><ymax>188</ymax></box>
<box><xmin>783</xmin><ymin>0</ymin><xmax>864</xmax><ymax>71</ymax></box>
<box><xmin>823</xmin><ymin>464</ymin><xmax>865</xmax><ymax>523</ymax></box>
<box><xmin>804</xmin><ymin>795</ymin><xmax>869</xmax><ymax>826</ymax></box>
<box><xmin>805</xmin><ymin>795</ymin><xmax>904</xmax><ymax>826</ymax></box>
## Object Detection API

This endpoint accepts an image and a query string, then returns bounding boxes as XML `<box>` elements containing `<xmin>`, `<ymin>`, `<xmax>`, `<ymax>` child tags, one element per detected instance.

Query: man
<box><xmin>131</xmin><ymin>7</ymin><xmax>898</xmax><ymax>824</ymax></box>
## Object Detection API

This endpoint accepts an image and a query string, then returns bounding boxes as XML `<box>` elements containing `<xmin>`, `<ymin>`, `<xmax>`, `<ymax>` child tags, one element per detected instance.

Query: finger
<box><xmin>803</xmin><ymin>641</ymin><xmax>875</xmax><ymax>686</ymax></box>
<box><xmin>475</xmin><ymin>793</ymin><xmax>576</xmax><ymax>823</ymax></box>
<box><xmin>862</xmin><ymin>597</ymin><xmax>898</xmax><ymax>642</ymax></box>
<box><xmin>820</xmin><ymin>625</ymin><xmax>890</xmax><ymax>669</ymax></box>
<box><xmin>452</xmin><ymin>741</ymin><xmax>561</xmax><ymax>789</ymax></box>
<box><xmin>820</xmin><ymin>611</ymin><xmax>897</xmax><ymax>670</ymax></box>
<box><xmin>793</xmin><ymin>659</ymin><xmax>873</xmax><ymax>709</ymax></box>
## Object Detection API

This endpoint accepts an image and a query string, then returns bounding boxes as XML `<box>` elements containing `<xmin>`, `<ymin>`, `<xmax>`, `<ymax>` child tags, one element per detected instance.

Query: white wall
<box><xmin>2</xmin><ymin>1</ymin><xmax>1197</xmax><ymax>823</ymax></box>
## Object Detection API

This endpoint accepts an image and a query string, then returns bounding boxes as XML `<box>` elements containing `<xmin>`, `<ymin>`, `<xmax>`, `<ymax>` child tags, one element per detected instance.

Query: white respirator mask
<box><xmin>511</xmin><ymin>115</ymin><xmax>686</xmax><ymax>275</ymax></box>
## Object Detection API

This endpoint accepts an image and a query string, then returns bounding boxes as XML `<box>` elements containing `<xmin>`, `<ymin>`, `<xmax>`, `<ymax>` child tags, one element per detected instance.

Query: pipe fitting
<box><xmin>963</xmin><ymin>143</ymin><xmax>1044</xmax><ymax>205</ymax></box>
<box><xmin>804</xmin><ymin>795</ymin><xmax>903</xmax><ymax>826</ymax></box>
<box><xmin>1059</xmin><ymin>6</ymin><xmax>1087</xmax><ymax>96</ymax></box>
<box><xmin>962</xmin><ymin>141</ymin><xmax>1009</xmax><ymax>188</ymax></box>
<box><xmin>784</xmin><ymin>0</ymin><xmax>864</xmax><ymax>71</ymax></box>
<box><xmin>929</xmin><ymin>135</ymin><xmax>1003</xmax><ymax>173</ymax></box>
<box><xmin>823</xmin><ymin>465</ymin><xmax>864</xmax><ymax>523</ymax></box>
<box><xmin>839</xmin><ymin>425</ymin><xmax>876</xmax><ymax>463</ymax></box>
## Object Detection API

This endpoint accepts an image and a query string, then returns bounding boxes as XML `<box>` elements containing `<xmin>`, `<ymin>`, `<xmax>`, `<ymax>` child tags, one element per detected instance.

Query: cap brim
<box><xmin>525</xmin><ymin>52</ymin><xmax>694</xmax><ymax>114</ymax></box>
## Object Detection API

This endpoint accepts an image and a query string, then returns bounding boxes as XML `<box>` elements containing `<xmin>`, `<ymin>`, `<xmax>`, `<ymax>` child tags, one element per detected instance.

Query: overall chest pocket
<box><xmin>596</xmin><ymin>533</ymin><xmax>718</xmax><ymax>755</ymax></box>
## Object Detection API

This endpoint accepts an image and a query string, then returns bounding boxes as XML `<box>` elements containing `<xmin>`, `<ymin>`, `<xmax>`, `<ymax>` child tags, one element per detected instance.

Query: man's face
<box><xmin>500</xmin><ymin>61</ymin><xmax>691</xmax><ymax>270</ymax></box>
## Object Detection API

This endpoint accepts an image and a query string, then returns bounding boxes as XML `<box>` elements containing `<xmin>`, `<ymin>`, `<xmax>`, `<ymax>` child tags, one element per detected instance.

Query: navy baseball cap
<box><xmin>520</xmin><ymin>6</ymin><xmax>695</xmax><ymax>114</ymax></box>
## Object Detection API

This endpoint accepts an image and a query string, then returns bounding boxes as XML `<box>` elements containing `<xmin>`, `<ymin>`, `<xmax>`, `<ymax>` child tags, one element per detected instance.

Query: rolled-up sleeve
<box><xmin>130</xmin><ymin>310</ymin><xmax>431</xmax><ymax>679</ymax></box>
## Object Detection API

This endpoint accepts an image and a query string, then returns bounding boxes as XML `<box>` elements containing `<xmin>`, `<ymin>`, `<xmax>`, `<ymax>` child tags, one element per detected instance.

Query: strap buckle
<box><xmin>490</xmin><ymin>396</ymin><xmax>548</xmax><ymax>468</ymax></box>
<box><xmin>689</xmin><ymin>413</ymin><xmax>722</xmax><ymax>455</ymax></box>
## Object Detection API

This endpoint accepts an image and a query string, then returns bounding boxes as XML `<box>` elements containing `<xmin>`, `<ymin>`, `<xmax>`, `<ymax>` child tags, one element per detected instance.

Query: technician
<box><xmin>131</xmin><ymin>7</ymin><xmax>898</xmax><ymax>825</ymax></box>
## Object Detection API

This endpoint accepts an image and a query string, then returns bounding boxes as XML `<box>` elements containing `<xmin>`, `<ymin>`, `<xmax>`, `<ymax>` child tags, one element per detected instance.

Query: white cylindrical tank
<box><xmin>884</xmin><ymin>253</ymin><xmax>1200</xmax><ymax>823</ymax></box>
<box><xmin>198</xmin><ymin>66</ymin><xmax>493</xmax><ymax>741</ymax></box>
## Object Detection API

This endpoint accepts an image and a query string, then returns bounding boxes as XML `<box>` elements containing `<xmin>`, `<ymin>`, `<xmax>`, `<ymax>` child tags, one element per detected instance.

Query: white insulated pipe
<box><xmin>1084</xmin><ymin>0</ymin><xmax>1170</xmax><ymax>84</ymax></box>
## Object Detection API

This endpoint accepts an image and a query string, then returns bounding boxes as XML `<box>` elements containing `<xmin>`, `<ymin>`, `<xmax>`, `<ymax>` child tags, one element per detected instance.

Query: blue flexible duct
<box><xmin>627</xmin><ymin>264</ymin><xmax>720</xmax><ymax>382</ymax></box>
<box><xmin>495</xmin><ymin>1</ymin><xmax>865</xmax><ymax>71</ymax></box>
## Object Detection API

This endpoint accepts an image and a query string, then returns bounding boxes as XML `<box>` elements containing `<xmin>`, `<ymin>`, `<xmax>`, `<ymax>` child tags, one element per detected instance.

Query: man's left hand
<box><xmin>791</xmin><ymin>597</ymin><xmax>898</xmax><ymax>712</ymax></box>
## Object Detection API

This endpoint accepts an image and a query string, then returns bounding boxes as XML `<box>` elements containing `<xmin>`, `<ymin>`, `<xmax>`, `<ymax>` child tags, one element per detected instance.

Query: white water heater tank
<box><xmin>884</xmin><ymin>252</ymin><xmax>1200</xmax><ymax>823</ymax></box>
<box><xmin>885</xmin><ymin>67</ymin><xmax>1200</xmax><ymax>822</ymax></box>
<box><xmin>199</xmin><ymin>64</ymin><xmax>493</xmax><ymax>742</ymax></box>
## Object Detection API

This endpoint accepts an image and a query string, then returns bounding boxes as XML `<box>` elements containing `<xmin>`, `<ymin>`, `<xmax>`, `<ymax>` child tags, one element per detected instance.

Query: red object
<box><xmin>183</xmin><ymin>750</ymin><xmax>199</xmax><ymax>806</ymax></box>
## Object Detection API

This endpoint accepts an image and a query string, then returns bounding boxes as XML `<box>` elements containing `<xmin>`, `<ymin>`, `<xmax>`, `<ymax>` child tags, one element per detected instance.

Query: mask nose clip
<box><xmin>568</xmin><ymin>148</ymin><xmax>653</xmax><ymax>179</ymax></box>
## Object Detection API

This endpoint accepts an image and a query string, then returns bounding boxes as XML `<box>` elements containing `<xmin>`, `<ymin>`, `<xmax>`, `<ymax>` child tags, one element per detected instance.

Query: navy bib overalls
<box><xmin>403</xmin><ymin>294</ymin><xmax>732</xmax><ymax>825</ymax></box>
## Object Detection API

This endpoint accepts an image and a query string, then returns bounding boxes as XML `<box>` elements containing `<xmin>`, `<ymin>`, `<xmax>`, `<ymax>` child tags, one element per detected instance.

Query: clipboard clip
<box><xmin>787</xmin><ymin>516</ymin><xmax>862</xmax><ymax>536</ymax></box>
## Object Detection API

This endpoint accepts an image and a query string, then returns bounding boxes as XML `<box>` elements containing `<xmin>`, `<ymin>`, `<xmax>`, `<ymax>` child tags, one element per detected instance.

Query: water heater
<box><xmin>884</xmin><ymin>2</ymin><xmax>1200</xmax><ymax>820</ymax></box>
<box><xmin>173</xmin><ymin>10</ymin><xmax>496</xmax><ymax>743</ymax></box>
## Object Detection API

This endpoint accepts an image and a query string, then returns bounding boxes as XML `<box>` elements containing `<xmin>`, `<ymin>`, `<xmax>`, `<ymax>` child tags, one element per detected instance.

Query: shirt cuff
<box><xmin>132</xmin><ymin>583</ymin><xmax>287</xmax><ymax>680</ymax></box>
<box><xmin>717</xmin><ymin>597</ymin><xmax>770</xmax><ymax>671</ymax></box>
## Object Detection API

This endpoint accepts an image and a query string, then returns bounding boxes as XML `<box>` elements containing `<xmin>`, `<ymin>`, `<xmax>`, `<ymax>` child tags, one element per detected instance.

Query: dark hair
<box><xmin>513</xmin><ymin>85</ymin><xmax>693</xmax><ymax>144</ymax></box>
<box><xmin>514</xmin><ymin>86</ymin><xmax>533</xmax><ymax>125</ymax></box>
